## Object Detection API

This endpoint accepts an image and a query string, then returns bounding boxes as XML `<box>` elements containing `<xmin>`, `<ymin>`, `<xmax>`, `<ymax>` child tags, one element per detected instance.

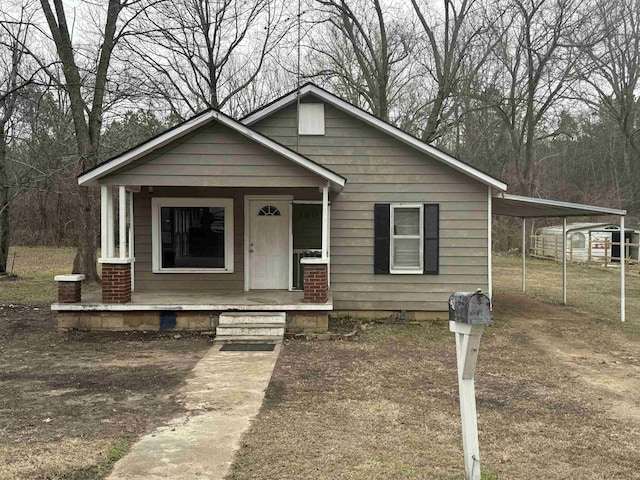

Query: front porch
<box><xmin>91</xmin><ymin>184</ymin><xmax>334</xmax><ymax>302</ymax></box>
<box><xmin>52</xmin><ymin>289</ymin><xmax>333</xmax><ymax>311</ymax></box>
<box><xmin>57</xmin><ymin>106</ymin><xmax>350</xmax><ymax>333</ymax></box>
<box><xmin>52</xmin><ymin>289</ymin><xmax>332</xmax><ymax>333</ymax></box>
<box><xmin>53</xmin><ymin>184</ymin><xmax>335</xmax><ymax>333</ymax></box>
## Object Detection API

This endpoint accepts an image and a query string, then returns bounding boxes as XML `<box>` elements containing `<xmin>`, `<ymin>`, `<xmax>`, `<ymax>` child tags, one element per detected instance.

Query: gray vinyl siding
<box><xmin>102</xmin><ymin>122</ymin><xmax>325</xmax><ymax>188</ymax></box>
<box><xmin>132</xmin><ymin>186</ymin><xmax>319</xmax><ymax>292</ymax></box>
<box><xmin>252</xmin><ymin>102</ymin><xmax>489</xmax><ymax>311</ymax></box>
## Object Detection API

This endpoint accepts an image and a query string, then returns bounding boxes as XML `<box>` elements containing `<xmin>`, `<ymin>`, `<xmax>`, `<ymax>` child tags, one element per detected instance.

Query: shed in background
<box><xmin>532</xmin><ymin>222</ymin><xmax>640</xmax><ymax>263</ymax></box>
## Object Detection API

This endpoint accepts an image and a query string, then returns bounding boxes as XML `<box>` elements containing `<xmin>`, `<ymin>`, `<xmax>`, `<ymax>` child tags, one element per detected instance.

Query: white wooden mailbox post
<box><xmin>449</xmin><ymin>290</ymin><xmax>491</xmax><ymax>480</ymax></box>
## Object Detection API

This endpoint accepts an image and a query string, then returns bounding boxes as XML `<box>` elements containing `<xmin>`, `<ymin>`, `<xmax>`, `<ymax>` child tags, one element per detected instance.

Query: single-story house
<box><xmin>52</xmin><ymin>83</ymin><xmax>629</xmax><ymax>334</ymax></box>
<box><xmin>533</xmin><ymin>223</ymin><xmax>640</xmax><ymax>263</ymax></box>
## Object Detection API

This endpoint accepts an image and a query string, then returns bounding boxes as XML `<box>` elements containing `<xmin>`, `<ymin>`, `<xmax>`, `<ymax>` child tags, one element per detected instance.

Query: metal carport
<box><xmin>492</xmin><ymin>193</ymin><xmax>628</xmax><ymax>322</ymax></box>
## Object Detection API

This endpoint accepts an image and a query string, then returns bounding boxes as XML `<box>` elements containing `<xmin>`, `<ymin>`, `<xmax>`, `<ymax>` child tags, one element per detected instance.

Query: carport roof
<box><xmin>493</xmin><ymin>194</ymin><xmax>626</xmax><ymax>218</ymax></box>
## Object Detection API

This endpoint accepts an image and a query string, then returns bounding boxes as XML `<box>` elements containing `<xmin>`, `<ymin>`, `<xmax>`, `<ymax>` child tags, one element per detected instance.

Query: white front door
<box><xmin>248</xmin><ymin>198</ymin><xmax>290</xmax><ymax>289</ymax></box>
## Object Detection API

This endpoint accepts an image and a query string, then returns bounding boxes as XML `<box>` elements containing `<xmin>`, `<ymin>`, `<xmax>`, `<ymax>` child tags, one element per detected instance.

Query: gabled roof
<box><xmin>241</xmin><ymin>83</ymin><xmax>508</xmax><ymax>192</ymax></box>
<box><xmin>78</xmin><ymin>108</ymin><xmax>347</xmax><ymax>188</ymax></box>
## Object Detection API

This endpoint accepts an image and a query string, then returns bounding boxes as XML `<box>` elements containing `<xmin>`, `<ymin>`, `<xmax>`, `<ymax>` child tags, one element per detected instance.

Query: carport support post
<box><xmin>621</xmin><ymin>215</ymin><xmax>625</xmax><ymax>322</ymax></box>
<box><xmin>563</xmin><ymin>217</ymin><xmax>567</xmax><ymax>305</ymax></box>
<box><xmin>450</xmin><ymin>321</ymin><xmax>485</xmax><ymax>480</ymax></box>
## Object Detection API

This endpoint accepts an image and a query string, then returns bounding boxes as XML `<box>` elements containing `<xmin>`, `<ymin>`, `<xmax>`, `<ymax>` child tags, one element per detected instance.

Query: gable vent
<box><xmin>298</xmin><ymin>103</ymin><xmax>325</xmax><ymax>135</ymax></box>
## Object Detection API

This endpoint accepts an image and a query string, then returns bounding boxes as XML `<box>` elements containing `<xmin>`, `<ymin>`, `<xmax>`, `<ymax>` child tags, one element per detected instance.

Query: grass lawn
<box><xmin>0</xmin><ymin>246</ymin><xmax>100</xmax><ymax>303</ymax></box>
<box><xmin>3</xmin><ymin>248</ymin><xmax>640</xmax><ymax>478</ymax></box>
<box><xmin>0</xmin><ymin>247</ymin><xmax>212</xmax><ymax>479</ymax></box>
<box><xmin>230</xmin><ymin>255</ymin><xmax>640</xmax><ymax>479</ymax></box>
<box><xmin>493</xmin><ymin>253</ymin><xmax>640</xmax><ymax>336</ymax></box>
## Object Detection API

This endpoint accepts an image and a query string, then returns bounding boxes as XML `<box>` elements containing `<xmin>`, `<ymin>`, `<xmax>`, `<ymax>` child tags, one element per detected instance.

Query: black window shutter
<box><xmin>423</xmin><ymin>204</ymin><xmax>439</xmax><ymax>274</ymax></box>
<box><xmin>374</xmin><ymin>204</ymin><xmax>390</xmax><ymax>274</ymax></box>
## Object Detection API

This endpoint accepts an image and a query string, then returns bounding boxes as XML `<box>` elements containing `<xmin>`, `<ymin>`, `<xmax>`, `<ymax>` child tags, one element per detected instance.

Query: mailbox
<box><xmin>449</xmin><ymin>290</ymin><xmax>491</xmax><ymax>325</ymax></box>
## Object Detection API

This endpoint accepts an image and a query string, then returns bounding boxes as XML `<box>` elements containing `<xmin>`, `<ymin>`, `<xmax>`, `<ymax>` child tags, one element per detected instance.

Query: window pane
<box><xmin>572</xmin><ymin>232</ymin><xmax>585</xmax><ymax>249</ymax></box>
<box><xmin>392</xmin><ymin>238</ymin><xmax>421</xmax><ymax>269</ymax></box>
<box><xmin>394</xmin><ymin>208</ymin><xmax>420</xmax><ymax>236</ymax></box>
<box><xmin>161</xmin><ymin>206</ymin><xmax>225</xmax><ymax>268</ymax></box>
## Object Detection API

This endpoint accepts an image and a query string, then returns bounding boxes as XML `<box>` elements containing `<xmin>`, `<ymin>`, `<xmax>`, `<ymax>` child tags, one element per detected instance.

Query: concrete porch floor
<box><xmin>51</xmin><ymin>289</ymin><xmax>333</xmax><ymax>312</ymax></box>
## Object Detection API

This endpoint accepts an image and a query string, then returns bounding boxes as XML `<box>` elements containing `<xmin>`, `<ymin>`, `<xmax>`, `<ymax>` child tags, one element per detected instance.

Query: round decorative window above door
<box><xmin>258</xmin><ymin>205</ymin><xmax>281</xmax><ymax>216</ymax></box>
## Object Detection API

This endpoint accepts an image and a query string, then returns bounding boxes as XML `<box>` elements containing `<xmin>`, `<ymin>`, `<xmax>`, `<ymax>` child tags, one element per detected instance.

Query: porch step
<box><xmin>218</xmin><ymin>312</ymin><xmax>286</xmax><ymax>325</ymax></box>
<box><xmin>216</xmin><ymin>323</ymin><xmax>285</xmax><ymax>337</ymax></box>
<box><xmin>215</xmin><ymin>312</ymin><xmax>286</xmax><ymax>344</ymax></box>
<box><xmin>215</xmin><ymin>335</ymin><xmax>284</xmax><ymax>344</ymax></box>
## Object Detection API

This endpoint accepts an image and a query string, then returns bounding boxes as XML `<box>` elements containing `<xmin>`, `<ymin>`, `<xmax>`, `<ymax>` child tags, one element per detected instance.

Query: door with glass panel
<box><xmin>248</xmin><ymin>199</ymin><xmax>289</xmax><ymax>289</ymax></box>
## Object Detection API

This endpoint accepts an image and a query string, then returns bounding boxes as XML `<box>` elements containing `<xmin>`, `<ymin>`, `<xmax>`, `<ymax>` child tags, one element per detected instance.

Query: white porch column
<box><xmin>101</xmin><ymin>185</ymin><xmax>115</xmax><ymax>258</ymax></box>
<box><xmin>522</xmin><ymin>218</ymin><xmax>526</xmax><ymax>292</ymax></box>
<box><xmin>128</xmin><ymin>190</ymin><xmax>135</xmax><ymax>292</ymax></box>
<box><xmin>621</xmin><ymin>215</ymin><xmax>625</xmax><ymax>322</ymax></box>
<box><xmin>128</xmin><ymin>190</ymin><xmax>134</xmax><ymax>258</ymax></box>
<box><xmin>321</xmin><ymin>184</ymin><xmax>329</xmax><ymax>259</ymax></box>
<box><xmin>99</xmin><ymin>184</ymin><xmax>135</xmax><ymax>304</ymax></box>
<box><xmin>100</xmin><ymin>185</ymin><xmax>108</xmax><ymax>256</ymax></box>
<box><xmin>562</xmin><ymin>217</ymin><xmax>567</xmax><ymax>305</ymax></box>
<box><xmin>119</xmin><ymin>185</ymin><xmax>127</xmax><ymax>259</ymax></box>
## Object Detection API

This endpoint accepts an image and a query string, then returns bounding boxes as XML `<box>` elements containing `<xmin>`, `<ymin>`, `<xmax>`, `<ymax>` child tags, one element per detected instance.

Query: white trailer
<box><xmin>533</xmin><ymin>223</ymin><xmax>640</xmax><ymax>262</ymax></box>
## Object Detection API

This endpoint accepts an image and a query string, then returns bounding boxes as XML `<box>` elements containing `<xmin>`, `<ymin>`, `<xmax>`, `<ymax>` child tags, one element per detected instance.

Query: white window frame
<box><xmin>151</xmin><ymin>197</ymin><xmax>234</xmax><ymax>274</ymax></box>
<box><xmin>390</xmin><ymin>204</ymin><xmax>424</xmax><ymax>274</ymax></box>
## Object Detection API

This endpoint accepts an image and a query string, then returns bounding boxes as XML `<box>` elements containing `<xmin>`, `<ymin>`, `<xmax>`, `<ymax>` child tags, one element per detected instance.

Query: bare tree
<box><xmin>575</xmin><ymin>0</ymin><xmax>640</xmax><ymax>209</ymax></box>
<box><xmin>310</xmin><ymin>0</ymin><xmax>414</xmax><ymax>122</ymax></box>
<box><xmin>126</xmin><ymin>0</ymin><xmax>290</xmax><ymax>118</ymax></box>
<box><xmin>481</xmin><ymin>0</ymin><xmax>586</xmax><ymax>196</ymax></box>
<box><xmin>411</xmin><ymin>0</ymin><xmax>495</xmax><ymax>142</ymax></box>
<box><xmin>0</xmin><ymin>3</ymin><xmax>45</xmax><ymax>275</ymax></box>
<box><xmin>38</xmin><ymin>0</ymin><xmax>135</xmax><ymax>281</ymax></box>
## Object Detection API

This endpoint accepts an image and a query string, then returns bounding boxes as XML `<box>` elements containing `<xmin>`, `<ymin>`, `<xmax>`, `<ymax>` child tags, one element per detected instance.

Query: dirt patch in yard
<box><xmin>230</xmin><ymin>293</ymin><xmax>640</xmax><ymax>479</ymax></box>
<box><xmin>498</xmin><ymin>294</ymin><xmax>640</xmax><ymax>424</ymax></box>
<box><xmin>0</xmin><ymin>304</ymin><xmax>212</xmax><ymax>480</ymax></box>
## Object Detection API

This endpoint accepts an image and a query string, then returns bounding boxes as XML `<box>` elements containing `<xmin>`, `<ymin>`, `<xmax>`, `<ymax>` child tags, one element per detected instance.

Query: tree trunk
<box><xmin>40</xmin><ymin>0</ymin><xmax>123</xmax><ymax>283</ymax></box>
<box><xmin>0</xmin><ymin>126</ymin><xmax>9</xmax><ymax>275</ymax></box>
<box><xmin>0</xmin><ymin>197</ymin><xmax>8</xmax><ymax>275</ymax></box>
<box><xmin>423</xmin><ymin>88</ymin><xmax>448</xmax><ymax>142</ymax></box>
<box><xmin>72</xmin><ymin>185</ymin><xmax>99</xmax><ymax>281</ymax></box>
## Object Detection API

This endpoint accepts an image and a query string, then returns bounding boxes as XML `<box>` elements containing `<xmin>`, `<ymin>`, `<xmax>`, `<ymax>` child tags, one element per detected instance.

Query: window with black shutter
<box><xmin>373</xmin><ymin>204</ymin><xmax>390</xmax><ymax>274</ymax></box>
<box><xmin>374</xmin><ymin>203</ymin><xmax>439</xmax><ymax>275</ymax></box>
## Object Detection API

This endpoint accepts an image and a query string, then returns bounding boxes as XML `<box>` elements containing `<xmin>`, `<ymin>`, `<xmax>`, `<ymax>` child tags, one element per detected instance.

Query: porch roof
<box><xmin>77</xmin><ymin>109</ymin><xmax>347</xmax><ymax>190</ymax></box>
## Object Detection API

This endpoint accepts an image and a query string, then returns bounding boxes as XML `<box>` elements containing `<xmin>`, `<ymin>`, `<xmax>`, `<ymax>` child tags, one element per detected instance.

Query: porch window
<box><xmin>151</xmin><ymin>198</ymin><xmax>234</xmax><ymax>273</ymax></box>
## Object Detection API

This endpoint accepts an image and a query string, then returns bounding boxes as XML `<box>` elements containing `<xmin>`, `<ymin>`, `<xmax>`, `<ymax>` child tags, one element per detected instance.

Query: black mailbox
<box><xmin>448</xmin><ymin>290</ymin><xmax>491</xmax><ymax>325</ymax></box>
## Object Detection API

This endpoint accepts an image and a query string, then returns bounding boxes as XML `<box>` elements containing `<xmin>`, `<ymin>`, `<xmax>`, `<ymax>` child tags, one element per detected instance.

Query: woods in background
<box><xmin>1</xmin><ymin>0</ymin><xmax>639</xmax><ymax>276</ymax></box>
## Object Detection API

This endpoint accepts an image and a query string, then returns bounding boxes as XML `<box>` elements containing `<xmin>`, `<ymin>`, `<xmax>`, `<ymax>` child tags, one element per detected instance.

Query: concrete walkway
<box><xmin>108</xmin><ymin>344</ymin><xmax>281</xmax><ymax>480</ymax></box>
